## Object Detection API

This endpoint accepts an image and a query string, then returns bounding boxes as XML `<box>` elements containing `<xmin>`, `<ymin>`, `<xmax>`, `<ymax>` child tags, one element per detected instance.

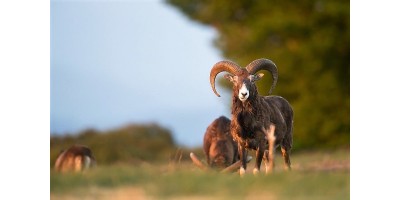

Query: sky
<box><xmin>50</xmin><ymin>0</ymin><xmax>232</xmax><ymax>147</ymax></box>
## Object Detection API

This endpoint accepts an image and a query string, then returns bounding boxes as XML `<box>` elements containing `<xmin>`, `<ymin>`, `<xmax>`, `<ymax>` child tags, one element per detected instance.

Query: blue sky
<box><xmin>50</xmin><ymin>0</ymin><xmax>232</xmax><ymax>147</ymax></box>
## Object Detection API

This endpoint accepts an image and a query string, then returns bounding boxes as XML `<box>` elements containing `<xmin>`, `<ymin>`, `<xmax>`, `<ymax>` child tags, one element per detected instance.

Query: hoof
<box><xmin>253</xmin><ymin>168</ymin><xmax>259</xmax><ymax>175</ymax></box>
<box><xmin>239</xmin><ymin>167</ymin><xmax>246</xmax><ymax>177</ymax></box>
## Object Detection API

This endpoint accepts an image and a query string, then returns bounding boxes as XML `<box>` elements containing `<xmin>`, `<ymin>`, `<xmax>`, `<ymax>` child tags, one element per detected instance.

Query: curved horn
<box><xmin>246</xmin><ymin>58</ymin><xmax>278</xmax><ymax>95</ymax></box>
<box><xmin>190</xmin><ymin>152</ymin><xmax>208</xmax><ymax>171</ymax></box>
<box><xmin>221</xmin><ymin>155</ymin><xmax>253</xmax><ymax>173</ymax></box>
<box><xmin>210</xmin><ymin>60</ymin><xmax>243</xmax><ymax>97</ymax></box>
<box><xmin>221</xmin><ymin>160</ymin><xmax>242</xmax><ymax>173</ymax></box>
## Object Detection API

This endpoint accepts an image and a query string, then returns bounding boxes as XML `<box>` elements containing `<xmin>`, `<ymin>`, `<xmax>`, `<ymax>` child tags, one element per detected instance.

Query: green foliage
<box><xmin>167</xmin><ymin>0</ymin><xmax>350</xmax><ymax>149</ymax></box>
<box><xmin>50</xmin><ymin>124</ymin><xmax>177</xmax><ymax>167</ymax></box>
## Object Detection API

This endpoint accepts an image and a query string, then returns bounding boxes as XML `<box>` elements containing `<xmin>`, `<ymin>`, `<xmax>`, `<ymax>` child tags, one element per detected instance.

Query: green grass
<box><xmin>50</xmin><ymin>149</ymin><xmax>349</xmax><ymax>200</ymax></box>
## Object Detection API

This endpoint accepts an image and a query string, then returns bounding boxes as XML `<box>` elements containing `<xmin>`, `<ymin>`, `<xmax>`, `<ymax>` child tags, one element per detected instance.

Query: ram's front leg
<box><xmin>238</xmin><ymin>143</ymin><xmax>248</xmax><ymax>177</ymax></box>
<box><xmin>263</xmin><ymin>125</ymin><xmax>276</xmax><ymax>174</ymax></box>
<box><xmin>253</xmin><ymin>138</ymin><xmax>266</xmax><ymax>175</ymax></box>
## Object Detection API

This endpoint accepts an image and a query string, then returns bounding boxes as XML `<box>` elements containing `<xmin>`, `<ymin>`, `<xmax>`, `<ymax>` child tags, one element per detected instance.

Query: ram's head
<box><xmin>210</xmin><ymin>58</ymin><xmax>278</xmax><ymax>101</ymax></box>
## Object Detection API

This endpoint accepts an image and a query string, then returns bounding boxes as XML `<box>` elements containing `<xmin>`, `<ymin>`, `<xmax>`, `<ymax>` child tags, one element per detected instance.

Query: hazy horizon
<box><xmin>51</xmin><ymin>0</ymin><xmax>231</xmax><ymax>147</ymax></box>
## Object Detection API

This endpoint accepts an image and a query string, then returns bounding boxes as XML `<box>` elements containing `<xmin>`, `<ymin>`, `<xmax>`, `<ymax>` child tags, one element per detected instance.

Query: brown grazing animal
<box><xmin>190</xmin><ymin>116</ymin><xmax>251</xmax><ymax>173</ymax></box>
<box><xmin>54</xmin><ymin>144</ymin><xmax>96</xmax><ymax>172</ymax></box>
<box><xmin>203</xmin><ymin>116</ymin><xmax>239</xmax><ymax>170</ymax></box>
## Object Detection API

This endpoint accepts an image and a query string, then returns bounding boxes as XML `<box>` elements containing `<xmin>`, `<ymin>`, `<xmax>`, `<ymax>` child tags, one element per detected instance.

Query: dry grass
<box><xmin>51</xmin><ymin>149</ymin><xmax>349</xmax><ymax>200</ymax></box>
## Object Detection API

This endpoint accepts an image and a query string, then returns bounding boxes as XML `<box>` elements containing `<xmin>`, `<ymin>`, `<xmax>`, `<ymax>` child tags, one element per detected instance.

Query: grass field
<box><xmin>50</xmin><ymin>149</ymin><xmax>349</xmax><ymax>200</ymax></box>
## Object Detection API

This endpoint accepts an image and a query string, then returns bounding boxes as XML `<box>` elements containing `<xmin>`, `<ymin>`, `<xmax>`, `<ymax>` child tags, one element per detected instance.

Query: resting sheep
<box><xmin>203</xmin><ymin>116</ymin><xmax>239</xmax><ymax>169</ymax></box>
<box><xmin>190</xmin><ymin>116</ymin><xmax>251</xmax><ymax>172</ymax></box>
<box><xmin>210</xmin><ymin>58</ymin><xmax>294</xmax><ymax>176</ymax></box>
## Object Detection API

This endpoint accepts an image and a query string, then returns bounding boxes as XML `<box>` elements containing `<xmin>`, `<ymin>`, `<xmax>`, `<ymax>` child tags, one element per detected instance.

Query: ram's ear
<box><xmin>224</xmin><ymin>74</ymin><xmax>236</xmax><ymax>83</ymax></box>
<box><xmin>250</xmin><ymin>73</ymin><xmax>264</xmax><ymax>82</ymax></box>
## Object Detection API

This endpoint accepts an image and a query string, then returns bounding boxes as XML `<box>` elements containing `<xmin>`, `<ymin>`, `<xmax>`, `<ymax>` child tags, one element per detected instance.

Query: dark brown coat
<box><xmin>54</xmin><ymin>144</ymin><xmax>96</xmax><ymax>172</ymax></box>
<box><xmin>203</xmin><ymin>116</ymin><xmax>239</xmax><ymax>170</ymax></box>
<box><xmin>209</xmin><ymin>58</ymin><xmax>294</xmax><ymax>175</ymax></box>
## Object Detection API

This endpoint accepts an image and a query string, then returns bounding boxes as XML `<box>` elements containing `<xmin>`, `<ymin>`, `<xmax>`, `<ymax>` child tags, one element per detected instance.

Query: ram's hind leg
<box><xmin>281</xmin><ymin>127</ymin><xmax>293</xmax><ymax>171</ymax></box>
<box><xmin>281</xmin><ymin>146</ymin><xmax>291</xmax><ymax>171</ymax></box>
<box><xmin>263</xmin><ymin>125</ymin><xmax>276</xmax><ymax>174</ymax></box>
<box><xmin>263</xmin><ymin>150</ymin><xmax>270</xmax><ymax>173</ymax></box>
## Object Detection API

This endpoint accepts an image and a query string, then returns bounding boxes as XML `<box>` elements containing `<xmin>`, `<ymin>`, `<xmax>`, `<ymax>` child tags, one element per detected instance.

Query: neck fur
<box><xmin>232</xmin><ymin>95</ymin><xmax>258</xmax><ymax>114</ymax></box>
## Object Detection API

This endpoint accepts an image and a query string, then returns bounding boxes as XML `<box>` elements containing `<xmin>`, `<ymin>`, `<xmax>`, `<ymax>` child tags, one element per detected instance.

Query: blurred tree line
<box><xmin>50</xmin><ymin>124</ymin><xmax>199</xmax><ymax>167</ymax></box>
<box><xmin>167</xmin><ymin>0</ymin><xmax>349</xmax><ymax>149</ymax></box>
<box><xmin>51</xmin><ymin>0</ymin><xmax>349</xmax><ymax>167</ymax></box>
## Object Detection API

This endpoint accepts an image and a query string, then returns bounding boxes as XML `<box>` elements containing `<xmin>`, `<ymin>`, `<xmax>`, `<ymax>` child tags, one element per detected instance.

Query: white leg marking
<box><xmin>264</xmin><ymin>125</ymin><xmax>276</xmax><ymax>174</ymax></box>
<box><xmin>240</xmin><ymin>167</ymin><xmax>246</xmax><ymax>177</ymax></box>
<box><xmin>265</xmin><ymin>164</ymin><xmax>270</xmax><ymax>174</ymax></box>
<box><xmin>266</xmin><ymin>125</ymin><xmax>276</xmax><ymax>141</ymax></box>
<box><xmin>253</xmin><ymin>168</ymin><xmax>259</xmax><ymax>175</ymax></box>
